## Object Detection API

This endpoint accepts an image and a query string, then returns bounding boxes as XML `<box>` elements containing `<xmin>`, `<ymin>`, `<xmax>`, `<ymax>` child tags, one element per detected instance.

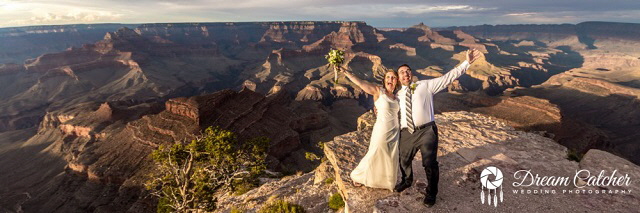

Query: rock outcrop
<box><xmin>217</xmin><ymin>171</ymin><xmax>339</xmax><ymax>212</ymax></box>
<box><xmin>1</xmin><ymin>21</ymin><xmax>612</xmax><ymax>134</ymax></box>
<box><xmin>0</xmin><ymin>88</ymin><xmax>355</xmax><ymax>212</ymax></box>
<box><xmin>506</xmin><ymin>75</ymin><xmax>640</xmax><ymax>165</ymax></box>
<box><xmin>437</xmin><ymin>21</ymin><xmax>640</xmax><ymax>166</ymax></box>
<box><xmin>216</xmin><ymin>111</ymin><xmax>639</xmax><ymax>212</ymax></box>
<box><xmin>126</xmin><ymin>88</ymin><xmax>337</xmax><ymax>170</ymax></box>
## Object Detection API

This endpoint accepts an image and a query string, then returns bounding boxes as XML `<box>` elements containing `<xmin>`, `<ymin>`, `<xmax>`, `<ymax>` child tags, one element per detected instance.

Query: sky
<box><xmin>1</xmin><ymin>0</ymin><xmax>640</xmax><ymax>28</ymax></box>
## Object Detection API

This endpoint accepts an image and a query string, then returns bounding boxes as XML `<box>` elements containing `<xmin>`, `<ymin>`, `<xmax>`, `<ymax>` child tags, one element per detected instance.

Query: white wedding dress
<box><xmin>350</xmin><ymin>87</ymin><xmax>400</xmax><ymax>190</ymax></box>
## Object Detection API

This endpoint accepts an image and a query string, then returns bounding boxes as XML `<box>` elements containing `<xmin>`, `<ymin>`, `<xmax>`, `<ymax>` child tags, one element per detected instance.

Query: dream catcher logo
<box><xmin>480</xmin><ymin>166</ymin><xmax>504</xmax><ymax>207</ymax></box>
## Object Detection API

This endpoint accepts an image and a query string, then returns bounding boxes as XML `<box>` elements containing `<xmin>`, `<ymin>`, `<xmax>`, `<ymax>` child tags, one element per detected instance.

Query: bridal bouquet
<box><xmin>325</xmin><ymin>49</ymin><xmax>345</xmax><ymax>84</ymax></box>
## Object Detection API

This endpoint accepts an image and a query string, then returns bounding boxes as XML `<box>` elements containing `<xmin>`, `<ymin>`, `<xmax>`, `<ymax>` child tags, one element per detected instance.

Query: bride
<box><xmin>341</xmin><ymin>67</ymin><xmax>400</xmax><ymax>190</ymax></box>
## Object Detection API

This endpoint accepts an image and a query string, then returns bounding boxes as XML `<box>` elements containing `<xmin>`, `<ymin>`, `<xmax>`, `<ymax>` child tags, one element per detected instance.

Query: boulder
<box><xmin>216</xmin><ymin>172</ymin><xmax>339</xmax><ymax>213</ymax></box>
<box><xmin>320</xmin><ymin>111</ymin><xmax>639</xmax><ymax>212</ymax></box>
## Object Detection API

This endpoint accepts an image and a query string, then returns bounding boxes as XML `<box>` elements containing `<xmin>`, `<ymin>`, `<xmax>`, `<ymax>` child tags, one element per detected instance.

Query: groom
<box><xmin>394</xmin><ymin>49</ymin><xmax>481</xmax><ymax>207</ymax></box>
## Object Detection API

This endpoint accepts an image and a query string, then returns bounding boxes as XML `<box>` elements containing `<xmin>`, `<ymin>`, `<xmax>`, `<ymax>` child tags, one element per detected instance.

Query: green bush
<box><xmin>146</xmin><ymin>126</ymin><xmax>269</xmax><ymax>212</ymax></box>
<box><xmin>233</xmin><ymin>177</ymin><xmax>259</xmax><ymax>195</ymax></box>
<box><xmin>324</xmin><ymin>177</ymin><xmax>334</xmax><ymax>185</ymax></box>
<box><xmin>259</xmin><ymin>199</ymin><xmax>305</xmax><ymax>213</ymax></box>
<box><xmin>156</xmin><ymin>197</ymin><xmax>173</xmax><ymax>213</ymax></box>
<box><xmin>316</xmin><ymin>141</ymin><xmax>326</xmax><ymax>150</ymax></box>
<box><xmin>328</xmin><ymin>193</ymin><xmax>345</xmax><ymax>210</ymax></box>
<box><xmin>305</xmin><ymin>152</ymin><xmax>320</xmax><ymax>161</ymax></box>
<box><xmin>567</xmin><ymin>149</ymin><xmax>584</xmax><ymax>162</ymax></box>
<box><xmin>320</xmin><ymin>156</ymin><xmax>327</xmax><ymax>163</ymax></box>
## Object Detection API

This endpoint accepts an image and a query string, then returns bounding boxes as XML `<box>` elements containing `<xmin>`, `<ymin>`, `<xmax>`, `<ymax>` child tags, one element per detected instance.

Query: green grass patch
<box><xmin>233</xmin><ymin>178</ymin><xmax>259</xmax><ymax>195</ymax></box>
<box><xmin>259</xmin><ymin>199</ymin><xmax>306</xmax><ymax>213</ymax></box>
<box><xmin>567</xmin><ymin>149</ymin><xmax>584</xmax><ymax>162</ymax></box>
<box><xmin>328</xmin><ymin>193</ymin><xmax>345</xmax><ymax>210</ymax></box>
<box><xmin>305</xmin><ymin>152</ymin><xmax>320</xmax><ymax>161</ymax></box>
<box><xmin>324</xmin><ymin>177</ymin><xmax>334</xmax><ymax>185</ymax></box>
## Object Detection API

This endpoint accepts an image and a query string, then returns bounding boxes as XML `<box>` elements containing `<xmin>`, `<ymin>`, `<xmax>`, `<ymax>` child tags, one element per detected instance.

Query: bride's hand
<box><xmin>338</xmin><ymin>66</ymin><xmax>348</xmax><ymax>73</ymax></box>
<box><xmin>340</xmin><ymin>67</ymin><xmax>378</xmax><ymax>96</ymax></box>
<box><xmin>339</xmin><ymin>66</ymin><xmax>352</xmax><ymax>76</ymax></box>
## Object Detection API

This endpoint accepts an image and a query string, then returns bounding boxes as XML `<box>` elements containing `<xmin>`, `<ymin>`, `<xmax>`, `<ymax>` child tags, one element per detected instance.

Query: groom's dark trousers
<box><xmin>398</xmin><ymin>121</ymin><xmax>439</xmax><ymax>197</ymax></box>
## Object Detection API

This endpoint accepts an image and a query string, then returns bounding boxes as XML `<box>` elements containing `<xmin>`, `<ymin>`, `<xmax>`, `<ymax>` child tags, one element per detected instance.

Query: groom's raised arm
<box><xmin>423</xmin><ymin>60</ymin><xmax>470</xmax><ymax>94</ymax></box>
<box><xmin>422</xmin><ymin>49</ymin><xmax>480</xmax><ymax>93</ymax></box>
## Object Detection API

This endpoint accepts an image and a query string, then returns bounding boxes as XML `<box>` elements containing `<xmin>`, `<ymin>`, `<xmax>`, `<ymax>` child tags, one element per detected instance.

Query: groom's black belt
<box><xmin>403</xmin><ymin>121</ymin><xmax>436</xmax><ymax>131</ymax></box>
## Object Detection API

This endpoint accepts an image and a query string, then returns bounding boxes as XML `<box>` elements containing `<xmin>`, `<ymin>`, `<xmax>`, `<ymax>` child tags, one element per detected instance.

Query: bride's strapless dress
<box><xmin>350</xmin><ymin>87</ymin><xmax>399</xmax><ymax>190</ymax></box>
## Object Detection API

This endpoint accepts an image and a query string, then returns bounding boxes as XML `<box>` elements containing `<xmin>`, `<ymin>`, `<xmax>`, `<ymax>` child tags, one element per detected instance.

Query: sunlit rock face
<box><xmin>217</xmin><ymin>111</ymin><xmax>639</xmax><ymax>213</ymax></box>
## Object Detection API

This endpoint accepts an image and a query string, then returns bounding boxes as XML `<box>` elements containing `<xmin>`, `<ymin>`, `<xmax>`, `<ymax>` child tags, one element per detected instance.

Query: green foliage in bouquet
<box><xmin>146</xmin><ymin>126</ymin><xmax>269</xmax><ymax>212</ymax></box>
<box><xmin>325</xmin><ymin>49</ymin><xmax>345</xmax><ymax>84</ymax></box>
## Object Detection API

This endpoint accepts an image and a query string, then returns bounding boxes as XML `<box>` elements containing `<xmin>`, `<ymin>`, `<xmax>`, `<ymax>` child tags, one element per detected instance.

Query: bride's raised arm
<box><xmin>340</xmin><ymin>67</ymin><xmax>380</xmax><ymax>97</ymax></box>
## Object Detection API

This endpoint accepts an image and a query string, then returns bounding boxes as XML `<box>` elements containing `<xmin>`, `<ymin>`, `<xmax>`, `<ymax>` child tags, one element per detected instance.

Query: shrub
<box><xmin>305</xmin><ymin>152</ymin><xmax>320</xmax><ymax>161</ymax></box>
<box><xmin>316</xmin><ymin>141</ymin><xmax>326</xmax><ymax>150</ymax></box>
<box><xmin>233</xmin><ymin>177</ymin><xmax>260</xmax><ymax>195</ymax></box>
<box><xmin>567</xmin><ymin>149</ymin><xmax>584</xmax><ymax>162</ymax></box>
<box><xmin>146</xmin><ymin>126</ymin><xmax>269</xmax><ymax>212</ymax></box>
<box><xmin>259</xmin><ymin>199</ymin><xmax>305</xmax><ymax>213</ymax></box>
<box><xmin>320</xmin><ymin>156</ymin><xmax>327</xmax><ymax>163</ymax></box>
<box><xmin>328</xmin><ymin>193</ymin><xmax>345</xmax><ymax>210</ymax></box>
<box><xmin>156</xmin><ymin>197</ymin><xmax>173</xmax><ymax>213</ymax></box>
<box><xmin>324</xmin><ymin>177</ymin><xmax>334</xmax><ymax>185</ymax></box>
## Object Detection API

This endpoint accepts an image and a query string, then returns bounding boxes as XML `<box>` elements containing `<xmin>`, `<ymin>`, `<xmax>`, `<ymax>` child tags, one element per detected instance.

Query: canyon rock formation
<box><xmin>0</xmin><ymin>88</ymin><xmax>358</xmax><ymax>212</ymax></box>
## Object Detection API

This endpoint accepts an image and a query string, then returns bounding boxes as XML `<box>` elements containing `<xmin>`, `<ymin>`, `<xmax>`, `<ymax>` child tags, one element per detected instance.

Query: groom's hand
<box><xmin>466</xmin><ymin>49</ymin><xmax>482</xmax><ymax>64</ymax></box>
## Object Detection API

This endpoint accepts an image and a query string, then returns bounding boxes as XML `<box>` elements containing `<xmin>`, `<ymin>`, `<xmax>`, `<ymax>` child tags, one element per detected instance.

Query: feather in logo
<box><xmin>480</xmin><ymin>166</ymin><xmax>504</xmax><ymax>207</ymax></box>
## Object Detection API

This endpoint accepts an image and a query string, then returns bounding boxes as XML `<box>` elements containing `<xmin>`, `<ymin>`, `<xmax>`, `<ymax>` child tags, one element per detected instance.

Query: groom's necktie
<box><xmin>405</xmin><ymin>88</ymin><xmax>415</xmax><ymax>134</ymax></box>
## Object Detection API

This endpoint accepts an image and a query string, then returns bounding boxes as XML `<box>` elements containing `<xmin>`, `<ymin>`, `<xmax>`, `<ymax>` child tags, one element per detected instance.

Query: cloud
<box><xmin>7</xmin><ymin>11</ymin><xmax>124</xmax><ymax>26</ymax></box>
<box><xmin>293</xmin><ymin>3</ymin><xmax>494</xmax><ymax>20</ymax></box>
<box><xmin>0</xmin><ymin>0</ymin><xmax>127</xmax><ymax>27</ymax></box>
<box><xmin>504</xmin><ymin>13</ymin><xmax>538</xmax><ymax>17</ymax></box>
<box><xmin>32</xmin><ymin>12</ymin><xmax>120</xmax><ymax>22</ymax></box>
<box><xmin>390</xmin><ymin>5</ymin><xmax>494</xmax><ymax>15</ymax></box>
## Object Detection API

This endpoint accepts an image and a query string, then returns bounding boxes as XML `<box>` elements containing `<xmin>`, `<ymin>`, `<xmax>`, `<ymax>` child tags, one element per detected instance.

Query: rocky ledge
<box><xmin>218</xmin><ymin>111</ymin><xmax>640</xmax><ymax>212</ymax></box>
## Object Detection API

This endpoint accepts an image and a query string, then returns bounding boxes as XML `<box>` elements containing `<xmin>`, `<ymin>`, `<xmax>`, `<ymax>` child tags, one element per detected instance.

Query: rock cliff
<box><xmin>0</xmin><ymin>21</ymin><xmax>602</xmax><ymax>134</ymax></box>
<box><xmin>436</xmin><ymin>21</ymin><xmax>640</xmax><ymax>165</ymax></box>
<box><xmin>0</xmin><ymin>87</ymin><xmax>364</xmax><ymax>212</ymax></box>
<box><xmin>217</xmin><ymin>111</ymin><xmax>640</xmax><ymax>212</ymax></box>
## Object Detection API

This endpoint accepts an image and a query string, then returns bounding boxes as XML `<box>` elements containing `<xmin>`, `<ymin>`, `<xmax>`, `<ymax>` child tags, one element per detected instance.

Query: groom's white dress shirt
<box><xmin>399</xmin><ymin>60</ymin><xmax>470</xmax><ymax>129</ymax></box>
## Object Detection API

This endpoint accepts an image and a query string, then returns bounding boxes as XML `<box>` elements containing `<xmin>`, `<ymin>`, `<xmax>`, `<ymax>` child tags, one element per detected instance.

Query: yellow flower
<box><xmin>410</xmin><ymin>83</ymin><xmax>417</xmax><ymax>94</ymax></box>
